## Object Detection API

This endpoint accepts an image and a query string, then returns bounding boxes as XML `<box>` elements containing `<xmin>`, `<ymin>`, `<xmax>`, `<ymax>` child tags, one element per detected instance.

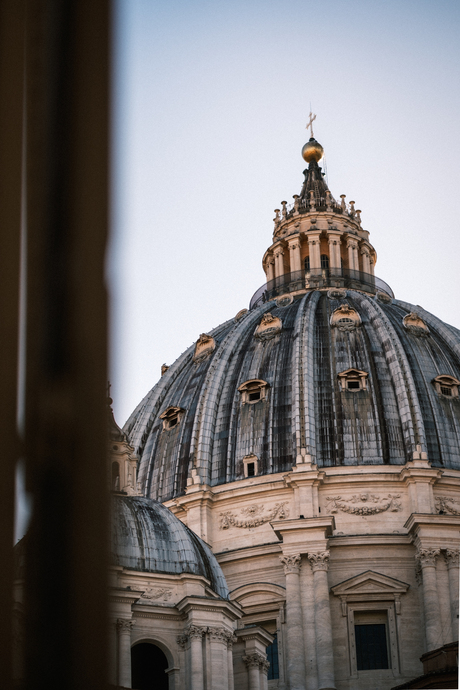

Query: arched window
<box><xmin>131</xmin><ymin>642</ymin><xmax>168</xmax><ymax>690</ymax></box>
<box><xmin>304</xmin><ymin>255</ymin><xmax>310</xmax><ymax>272</ymax></box>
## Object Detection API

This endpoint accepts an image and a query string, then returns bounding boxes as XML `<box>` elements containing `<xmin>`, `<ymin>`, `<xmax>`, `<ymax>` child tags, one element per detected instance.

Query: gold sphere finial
<box><xmin>302</xmin><ymin>137</ymin><xmax>324</xmax><ymax>163</ymax></box>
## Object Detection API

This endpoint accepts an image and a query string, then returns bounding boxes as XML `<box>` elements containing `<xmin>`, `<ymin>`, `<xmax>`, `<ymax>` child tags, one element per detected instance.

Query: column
<box><xmin>288</xmin><ymin>238</ymin><xmax>301</xmax><ymax>274</ymax></box>
<box><xmin>444</xmin><ymin>549</ymin><xmax>459</xmax><ymax>641</ymax></box>
<box><xmin>208</xmin><ymin>627</ymin><xmax>229</xmax><ymax>690</ymax></box>
<box><xmin>308</xmin><ymin>237</ymin><xmax>321</xmax><ymax>272</ymax></box>
<box><xmin>327</xmin><ymin>234</ymin><xmax>341</xmax><ymax>272</ymax></box>
<box><xmin>308</xmin><ymin>552</ymin><xmax>336</xmax><ymax>690</ymax></box>
<box><xmin>266</xmin><ymin>257</ymin><xmax>275</xmax><ymax>284</ymax></box>
<box><xmin>417</xmin><ymin>549</ymin><xmax>442</xmax><ymax>650</ymax></box>
<box><xmin>273</xmin><ymin>246</ymin><xmax>284</xmax><ymax>279</ymax></box>
<box><xmin>187</xmin><ymin>625</ymin><xmax>206</xmax><ymax>690</ymax></box>
<box><xmin>242</xmin><ymin>652</ymin><xmax>264</xmax><ymax>690</ymax></box>
<box><xmin>346</xmin><ymin>238</ymin><xmax>359</xmax><ymax>272</ymax></box>
<box><xmin>109</xmin><ymin>620</ymin><xmax>118</xmax><ymax>685</ymax></box>
<box><xmin>360</xmin><ymin>246</ymin><xmax>371</xmax><ymax>274</ymax></box>
<box><xmin>116</xmin><ymin>618</ymin><xmax>135</xmax><ymax>689</ymax></box>
<box><xmin>260</xmin><ymin>659</ymin><xmax>270</xmax><ymax>690</ymax></box>
<box><xmin>280</xmin><ymin>554</ymin><xmax>306</xmax><ymax>690</ymax></box>
<box><xmin>227</xmin><ymin>633</ymin><xmax>236</xmax><ymax>690</ymax></box>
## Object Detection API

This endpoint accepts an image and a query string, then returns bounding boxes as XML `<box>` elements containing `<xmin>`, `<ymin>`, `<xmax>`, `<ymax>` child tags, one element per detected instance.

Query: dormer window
<box><xmin>243</xmin><ymin>454</ymin><xmax>258</xmax><ymax>477</ymax></box>
<box><xmin>238</xmin><ymin>379</ymin><xmax>269</xmax><ymax>405</ymax></box>
<box><xmin>331</xmin><ymin>304</ymin><xmax>361</xmax><ymax>331</ymax></box>
<box><xmin>432</xmin><ymin>375</ymin><xmax>460</xmax><ymax>399</ymax></box>
<box><xmin>160</xmin><ymin>406</ymin><xmax>185</xmax><ymax>430</ymax></box>
<box><xmin>338</xmin><ymin>368</ymin><xmax>369</xmax><ymax>392</ymax></box>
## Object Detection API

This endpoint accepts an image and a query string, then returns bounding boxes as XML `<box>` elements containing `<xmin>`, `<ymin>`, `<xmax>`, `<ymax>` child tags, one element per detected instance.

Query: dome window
<box><xmin>193</xmin><ymin>333</ymin><xmax>216</xmax><ymax>362</ymax></box>
<box><xmin>254</xmin><ymin>313</ymin><xmax>282</xmax><ymax>341</ymax></box>
<box><xmin>238</xmin><ymin>379</ymin><xmax>269</xmax><ymax>405</ymax></box>
<box><xmin>338</xmin><ymin>368</ymin><xmax>369</xmax><ymax>392</ymax></box>
<box><xmin>331</xmin><ymin>303</ymin><xmax>361</xmax><ymax>331</ymax></box>
<box><xmin>433</xmin><ymin>375</ymin><xmax>460</xmax><ymax>399</ymax></box>
<box><xmin>160</xmin><ymin>406</ymin><xmax>185</xmax><ymax>430</ymax></box>
<box><xmin>403</xmin><ymin>312</ymin><xmax>429</xmax><ymax>337</ymax></box>
<box><xmin>243</xmin><ymin>454</ymin><xmax>259</xmax><ymax>477</ymax></box>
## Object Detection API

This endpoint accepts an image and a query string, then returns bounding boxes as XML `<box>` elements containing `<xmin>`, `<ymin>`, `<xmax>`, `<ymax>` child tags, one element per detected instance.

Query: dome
<box><xmin>124</xmin><ymin>291</ymin><xmax>460</xmax><ymax>504</ymax></box>
<box><xmin>111</xmin><ymin>494</ymin><xmax>229</xmax><ymax>598</ymax></box>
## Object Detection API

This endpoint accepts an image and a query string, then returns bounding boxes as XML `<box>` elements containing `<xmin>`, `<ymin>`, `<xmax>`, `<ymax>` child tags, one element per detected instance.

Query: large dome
<box><xmin>111</xmin><ymin>494</ymin><xmax>229</xmax><ymax>598</ymax></box>
<box><xmin>123</xmin><ymin>290</ymin><xmax>460</xmax><ymax>503</ymax></box>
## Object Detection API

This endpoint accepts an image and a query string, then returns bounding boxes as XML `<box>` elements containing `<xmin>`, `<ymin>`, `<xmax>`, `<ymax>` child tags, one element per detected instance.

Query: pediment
<box><xmin>331</xmin><ymin>570</ymin><xmax>410</xmax><ymax>597</ymax></box>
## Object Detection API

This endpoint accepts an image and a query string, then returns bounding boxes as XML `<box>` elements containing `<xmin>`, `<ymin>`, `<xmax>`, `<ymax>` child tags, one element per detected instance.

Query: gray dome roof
<box><xmin>124</xmin><ymin>290</ymin><xmax>460</xmax><ymax>503</ymax></box>
<box><xmin>111</xmin><ymin>495</ymin><xmax>229</xmax><ymax>598</ymax></box>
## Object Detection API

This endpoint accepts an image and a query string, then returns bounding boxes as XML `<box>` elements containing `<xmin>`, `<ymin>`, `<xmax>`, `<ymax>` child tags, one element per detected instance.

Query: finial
<box><xmin>356</xmin><ymin>209</ymin><xmax>362</xmax><ymax>225</ymax></box>
<box><xmin>281</xmin><ymin>201</ymin><xmax>287</xmax><ymax>219</ymax></box>
<box><xmin>302</xmin><ymin>111</ymin><xmax>324</xmax><ymax>163</ymax></box>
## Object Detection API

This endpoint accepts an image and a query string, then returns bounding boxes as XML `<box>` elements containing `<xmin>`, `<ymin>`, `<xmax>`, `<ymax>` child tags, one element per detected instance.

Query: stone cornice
<box><xmin>215</xmin><ymin>541</ymin><xmax>282</xmax><ymax>563</ymax></box>
<box><xmin>404</xmin><ymin>513</ymin><xmax>460</xmax><ymax>531</ymax></box>
<box><xmin>176</xmin><ymin>595</ymin><xmax>242</xmax><ymax>621</ymax></box>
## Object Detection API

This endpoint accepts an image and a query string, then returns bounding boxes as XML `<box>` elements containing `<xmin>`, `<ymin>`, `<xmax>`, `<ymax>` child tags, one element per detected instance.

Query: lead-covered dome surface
<box><xmin>111</xmin><ymin>494</ymin><xmax>228</xmax><ymax>598</ymax></box>
<box><xmin>123</xmin><ymin>291</ymin><xmax>460</xmax><ymax>503</ymax></box>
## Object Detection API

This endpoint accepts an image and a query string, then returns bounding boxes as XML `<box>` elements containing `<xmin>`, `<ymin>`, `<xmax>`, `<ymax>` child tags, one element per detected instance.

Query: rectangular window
<box><xmin>347</xmin><ymin>381</ymin><xmax>360</xmax><ymax>390</ymax></box>
<box><xmin>354</xmin><ymin>611</ymin><xmax>389</xmax><ymax>670</ymax></box>
<box><xmin>249</xmin><ymin>391</ymin><xmax>261</xmax><ymax>401</ymax></box>
<box><xmin>266</xmin><ymin>633</ymin><xmax>279</xmax><ymax>680</ymax></box>
<box><xmin>247</xmin><ymin>463</ymin><xmax>255</xmax><ymax>477</ymax></box>
<box><xmin>441</xmin><ymin>386</ymin><xmax>452</xmax><ymax>396</ymax></box>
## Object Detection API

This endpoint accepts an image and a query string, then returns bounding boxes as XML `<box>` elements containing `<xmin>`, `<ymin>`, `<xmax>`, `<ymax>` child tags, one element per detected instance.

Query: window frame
<box><xmin>346</xmin><ymin>602</ymin><xmax>398</xmax><ymax>678</ymax></box>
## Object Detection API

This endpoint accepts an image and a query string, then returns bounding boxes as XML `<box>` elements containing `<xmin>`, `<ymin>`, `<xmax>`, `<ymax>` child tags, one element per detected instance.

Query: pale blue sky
<box><xmin>109</xmin><ymin>0</ymin><xmax>460</xmax><ymax>425</ymax></box>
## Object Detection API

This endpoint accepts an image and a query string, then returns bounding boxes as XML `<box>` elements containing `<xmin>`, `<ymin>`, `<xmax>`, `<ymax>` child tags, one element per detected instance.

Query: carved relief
<box><xmin>140</xmin><ymin>587</ymin><xmax>172</xmax><ymax>601</ymax></box>
<box><xmin>234</xmin><ymin>308</ymin><xmax>248</xmax><ymax>321</ymax></box>
<box><xmin>325</xmin><ymin>493</ymin><xmax>402</xmax><ymax>515</ymax></box>
<box><xmin>254</xmin><ymin>312</ymin><xmax>282</xmax><ymax>340</ymax></box>
<box><xmin>308</xmin><ymin>551</ymin><xmax>330</xmax><ymax>572</ymax></box>
<box><xmin>176</xmin><ymin>634</ymin><xmax>188</xmax><ymax>648</ymax></box>
<box><xmin>330</xmin><ymin>303</ymin><xmax>361</xmax><ymax>331</ymax></box>
<box><xmin>193</xmin><ymin>333</ymin><xmax>216</xmax><ymax>362</ymax></box>
<box><xmin>327</xmin><ymin>288</ymin><xmax>347</xmax><ymax>300</ymax></box>
<box><xmin>403</xmin><ymin>312</ymin><xmax>429</xmax><ymax>337</ymax></box>
<box><xmin>220</xmin><ymin>502</ymin><xmax>289</xmax><ymax>529</ymax></box>
<box><xmin>435</xmin><ymin>495</ymin><xmax>460</xmax><ymax>515</ymax></box>
<box><xmin>276</xmin><ymin>294</ymin><xmax>294</xmax><ymax>307</ymax></box>
<box><xmin>376</xmin><ymin>291</ymin><xmax>392</xmax><ymax>304</ymax></box>
<box><xmin>280</xmin><ymin>553</ymin><xmax>301</xmax><ymax>574</ymax></box>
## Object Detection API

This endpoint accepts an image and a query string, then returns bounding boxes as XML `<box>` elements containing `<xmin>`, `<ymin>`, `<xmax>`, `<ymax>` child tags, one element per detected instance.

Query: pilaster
<box><xmin>400</xmin><ymin>453</ymin><xmax>443</xmax><ymax>514</ymax></box>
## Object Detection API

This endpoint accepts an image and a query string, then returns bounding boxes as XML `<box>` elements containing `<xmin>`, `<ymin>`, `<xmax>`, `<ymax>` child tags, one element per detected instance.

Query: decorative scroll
<box><xmin>435</xmin><ymin>496</ymin><xmax>460</xmax><ymax>515</ymax></box>
<box><xmin>403</xmin><ymin>312</ymin><xmax>429</xmax><ymax>337</ymax></box>
<box><xmin>219</xmin><ymin>502</ymin><xmax>289</xmax><ymax>530</ymax></box>
<box><xmin>254</xmin><ymin>313</ymin><xmax>282</xmax><ymax>341</ymax></box>
<box><xmin>325</xmin><ymin>493</ymin><xmax>402</xmax><ymax>516</ymax></box>
<box><xmin>116</xmin><ymin>619</ymin><xmax>135</xmax><ymax>634</ymax></box>
<box><xmin>140</xmin><ymin>587</ymin><xmax>172</xmax><ymax>601</ymax></box>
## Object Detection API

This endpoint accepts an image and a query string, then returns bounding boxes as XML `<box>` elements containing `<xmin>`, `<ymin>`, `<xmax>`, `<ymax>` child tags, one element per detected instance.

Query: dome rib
<box><xmin>297</xmin><ymin>291</ymin><xmax>321</xmax><ymax>458</ymax></box>
<box><xmin>352</xmin><ymin>292</ymin><xmax>427</xmax><ymax>457</ymax></box>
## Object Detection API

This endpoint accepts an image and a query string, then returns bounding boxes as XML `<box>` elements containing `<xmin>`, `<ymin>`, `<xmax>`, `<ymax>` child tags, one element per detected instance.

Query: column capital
<box><xmin>260</xmin><ymin>658</ymin><xmax>270</xmax><ymax>675</ymax></box>
<box><xmin>416</xmin><ymin>548</ymin><xmax>441</xmax><ymax>567</ymax></box>
<box><xmin>116</xmin><ymin>618</ymin><xmax>135</xmax><ymax>634</ymax></box>
<box><xmin>242</xmin><ymin>651</ymin><xmax>266</xmax><ymax>669</ymax></box>
<box><xmin>346</xmin><ymin>237</ymin><xmax>358</xmax><ymax>248</ymax></box>
<box><xmin>186</xmin><ymin>624</ymin><xmax>207</xmax><ymax>639</ymax></box>
<box><xmin>288</xmin><ymin>239</ymin><xmax>300</xmax><ymax>250</ymax></box>
<box><xmin>207</xmin><ymin>626</ymin><xmax>229</xmax><ymax>642</ymax></box>
<box><xmin>280</xmin><ymin>553</ymin><xmax>301</xmax><ymax>574</ymax></box>
<box><xmin>444</xmin><ymin>548</ymin><xmax>460</xmax><ymax>568</ymax></box>
<box><xmin>308</xmin><ymin>550</ymin><xmax>330</xmax><ymax>572</ymax></box>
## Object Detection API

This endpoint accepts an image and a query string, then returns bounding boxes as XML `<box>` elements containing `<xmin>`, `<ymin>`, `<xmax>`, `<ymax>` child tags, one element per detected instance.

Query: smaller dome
<box><xmin>111</xmin><ymin>495</ymin><xmax>229</xmax><ymax>599</ymax></box>
<box><xmin>302</xmin><ymin>137</ymin><xmax>324</xmax><ymax>163</ymax></box>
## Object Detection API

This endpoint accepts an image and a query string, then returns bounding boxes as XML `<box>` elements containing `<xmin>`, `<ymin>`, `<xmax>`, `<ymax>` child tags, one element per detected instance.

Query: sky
<box><xmin>108</xmin><ymin>0</ymin><xmax>460</xmax><ymax>427</ymax></box>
